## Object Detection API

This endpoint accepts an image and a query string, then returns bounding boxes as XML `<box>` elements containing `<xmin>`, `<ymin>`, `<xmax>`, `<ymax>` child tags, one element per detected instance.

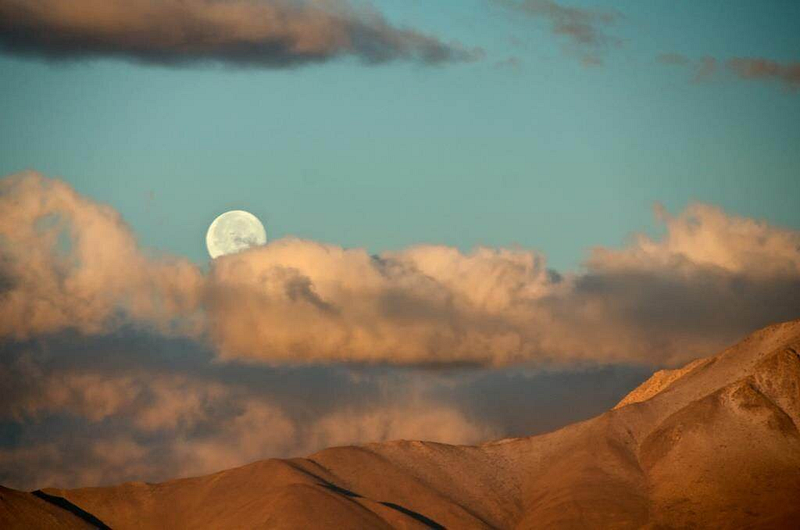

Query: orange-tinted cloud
<box><xmin>205</xmin><ymin>240</ymin><xmax>554</xmax><ymax>365</ymax></box>
<box><xmin>0</xmin><ymin>172</ymin><xmax>204</xmax><ymax>340</ymax></box>
<box><xmin>2</xmin><ymin>172</ymin><xmax>799</xmax><ymax>368</ymax></box>
<box><xmin>0</xmin><ymin>0</ymin><xmax>482</xmax><ymax>68</ymax></box>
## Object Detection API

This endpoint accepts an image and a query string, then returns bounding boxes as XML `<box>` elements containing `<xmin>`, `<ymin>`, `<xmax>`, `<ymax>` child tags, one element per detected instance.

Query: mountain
<box><xmin>3</xmin><ymin>319</ymin><xmax>800</xmax><ymax>529</ymax></box>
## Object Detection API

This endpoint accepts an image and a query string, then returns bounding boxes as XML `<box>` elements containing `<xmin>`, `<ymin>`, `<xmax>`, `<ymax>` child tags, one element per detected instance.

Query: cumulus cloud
<box><xmin>0</xmin><ymin>172</ymin><xmax>204</xmax><ymax>340</ymax></box>
<box><xmin>205</xmin><ymin>239</ymin><xmax>554</xmax><ymax>365</ymax></box>
<box><xmin>493</xmin><ymin>0</ymin><xmax>622</xmax><ymax>65</ymax></box>
<box><xmin>541</xmin><ymin>203</ymin><xmax>800</xmax><ymax>365</ymax></box>
<box><xmin>182</xmin><ymin>203</ymin><xmax>800</xmax><ymax>366</ymax></box>
<box><xmin>0</xmin><ymin>0</ymin><xmax>482</xmax><ymax>68</ymax></box>
<box><xmin>2</xmin><ymin>171</ymin><xmax>800</xmax><ymax>368</ymax></box>
<box><xmin>590</xmin><ymin>203</ymin><xmax>800</xmax><ymax>277</ymax></box>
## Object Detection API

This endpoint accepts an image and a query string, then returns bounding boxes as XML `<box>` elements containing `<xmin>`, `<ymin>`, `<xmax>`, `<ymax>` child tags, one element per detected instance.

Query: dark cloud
<box><xmin>493</xmin><ymin>0</ymin><xmax>622</xmax><ymax>65</ymax></box>
<box><xmin>0</xmin><ymin>0</ymin><xmax>482</xmax><ymax>68</ymax></box>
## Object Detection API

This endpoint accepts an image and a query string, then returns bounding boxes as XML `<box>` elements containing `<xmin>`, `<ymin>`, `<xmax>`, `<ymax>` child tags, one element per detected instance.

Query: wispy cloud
<box><xmin>0</xmin><ymin>0</ymin><xmax>482</xmax><ymax>68</ymax></box>
<box><xmin>657</xmin><ymin>53</ymin><xmax>716</xmax><ymax>82</ymax></box>
<box><xmin>493</xmin><ymin>0</ymin><xmax>623</xmax><ymax>65</ymax></box>
<box><xmin>728</xmin><ymin>57</ymin><xmax>800</xmax><ymax>91</ymax></box>
<box><xmin>658</xmin><ymin>53</ymin><xmax>800</xmax><ymax>91</ymax></box>
<box><xmin>693</xmin><ymin>56</ymin><xmax>717</xmax><ymax>82</ymax></box>
<box><xmin>656</xmin><ymin>53</ymin><xmax>689</xmax><ymax>66</ymax></box>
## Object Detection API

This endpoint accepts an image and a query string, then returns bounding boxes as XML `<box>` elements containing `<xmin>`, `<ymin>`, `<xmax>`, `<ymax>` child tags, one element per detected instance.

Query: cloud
<box><xmin>202</xmin><ymin>204</ymin><xmax>800</xmax><ymax>367</ymax></box>
<box><xmin>542</xmin><ymin>203</ymin><xmax>800</xmax><ymax>365</ymax></box>
<box><xmin>592</xmin><ymin>202</ymin><xmax>800</xmax><ymax>277</ymax></box>
<box><xmin>727</xmin><ymin>58</ymin><xmax>800</xmax><ymax>91</ymax></box>
<box><xmin>656</xmin><ymin>53</ymin><xmax>716</xmax><ymax>82</ymax></box>
<box><xmin>0</xmin><ymin>348</ymin><xmax>499</xmax><ymax>489</ymax></box>
<box><xmin>493</xmin><ymin>0</ymin><xmax>622</xmax><ymax>65</ymax></box>
<box><xmin>205</xmin><ymin>240</ymin><xmax>555</xmax><ymax>365</ymax></box>
<box><xmin>0</xmin><ymin>172</ymin><xmax>204</xmax><ymax>340</ymax></box>
<box><xmin>657</xmin><ymin>53</ymin><xmax>800</xmax><ymax>91</ymax></box>
<box><xmin>0</xmin><ymin>400</ymin><xmax>494</xmax><ymax>489</ymax></box>
<box><xmin>0</xmin><ymin>0</ymin><xmax>482</xmax><ymax>68</ymax></box>
<box><xmin>2</xmin><ymin>172</ymin><xmax>800</xmax><ymax>369</ymax></box>
<box><xmin>0</xmin><ymin>328</ymin><xmax>648</xmax><ymax>490</ymax></box>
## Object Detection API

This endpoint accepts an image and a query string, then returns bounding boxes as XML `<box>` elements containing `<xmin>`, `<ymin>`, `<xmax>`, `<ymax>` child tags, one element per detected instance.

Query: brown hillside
<box><xmin>5</xmin><ymin>319</ymin><xmax>800</xmax><ymax>529</ymax></box>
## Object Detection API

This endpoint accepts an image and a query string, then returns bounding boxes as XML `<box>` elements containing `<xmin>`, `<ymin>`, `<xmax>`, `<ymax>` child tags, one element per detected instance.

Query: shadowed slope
<box><xmin>28</xmin><ymin>319</ymin><xmax>800</xmax><ymax>528</ymax></box>
<box><xmin>0</xmin><ymin>486</ymin><xmax>100</xmax><ymax>529</ymax></box>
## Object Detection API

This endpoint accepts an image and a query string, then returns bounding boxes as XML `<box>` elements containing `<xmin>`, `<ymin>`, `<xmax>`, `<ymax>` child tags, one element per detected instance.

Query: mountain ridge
<box><xmin>3</xmin><ymin>319</ymin><xmax>799</xmax><ymax>529</ymax></box>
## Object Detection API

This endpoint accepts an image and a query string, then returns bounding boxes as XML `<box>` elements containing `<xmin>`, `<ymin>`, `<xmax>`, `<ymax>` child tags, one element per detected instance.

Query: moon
<box><xmin>206</xmin><ymin>210</ymin><xmax>267</xmax><ymax>259</ymax></box>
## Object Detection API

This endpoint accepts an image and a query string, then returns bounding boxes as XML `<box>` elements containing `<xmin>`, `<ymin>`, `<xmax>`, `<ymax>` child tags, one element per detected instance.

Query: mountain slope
<box><xmin>8</xmin><ymin>319</ymin><xmax>800</xmax><ymax>529</ymax></box>
<box><xmin>0</xmin><ymin>487</ymin><xmax>101</xmax><ymax>529</ymax></box>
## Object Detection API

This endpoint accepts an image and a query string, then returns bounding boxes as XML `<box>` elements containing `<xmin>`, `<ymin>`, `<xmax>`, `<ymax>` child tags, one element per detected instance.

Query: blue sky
<box><xmin>1</xmin><ymin>0</ymin><xmax>798</xmax><ymax>270</ymax></box>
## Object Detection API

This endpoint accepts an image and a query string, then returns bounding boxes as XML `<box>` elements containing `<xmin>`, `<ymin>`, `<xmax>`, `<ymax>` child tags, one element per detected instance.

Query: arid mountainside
<box><xmin>3</xmin><ymin>319</ymin><xmax>800</xmax><ymax>529</ymax></box>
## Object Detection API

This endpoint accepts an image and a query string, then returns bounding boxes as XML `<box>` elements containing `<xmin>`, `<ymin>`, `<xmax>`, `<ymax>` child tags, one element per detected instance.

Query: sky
<box><xmin>1</xmin><ymin>0</ymin><xmax>799</xmax><ymax>270</ymax></box>
<box><xmin>1</xmin><ymin>0</ymin><xmax>799</xmax><ymax>490</ymax></box>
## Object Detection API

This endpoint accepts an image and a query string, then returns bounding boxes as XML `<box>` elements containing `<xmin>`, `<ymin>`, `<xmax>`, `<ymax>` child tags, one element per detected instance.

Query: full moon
<box><xmin>206</xmin><ymin>210</ymin><xmax>267</xmax><ymax>259</ymax></box>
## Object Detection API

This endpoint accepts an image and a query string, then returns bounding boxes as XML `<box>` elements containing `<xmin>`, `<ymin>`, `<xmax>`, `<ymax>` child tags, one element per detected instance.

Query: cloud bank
<box><xmin>0</xmin><ymin>0</ymin><xmax>481</xmax><ymax>68</ymax></box>
<box><xmin>2</xmin><ymin>171</ymin><xmax>800</xmax><ymax>368</ymax></box>
<box><xmin>0</xmin><ymin>359</ymin><xmax>495</xmax><ymax>488</ymax></box>
<box><xmin>0</xmin><ymin>330</ymin><xmax>649</xmax><ymax>489</ymax></box>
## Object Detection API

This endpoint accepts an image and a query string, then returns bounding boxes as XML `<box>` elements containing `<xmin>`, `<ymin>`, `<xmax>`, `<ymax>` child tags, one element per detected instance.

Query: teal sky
<box><xmin>1</xmin><ymin>0</ymin><xmax>798</xmax><ymax>271</ymax></box>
